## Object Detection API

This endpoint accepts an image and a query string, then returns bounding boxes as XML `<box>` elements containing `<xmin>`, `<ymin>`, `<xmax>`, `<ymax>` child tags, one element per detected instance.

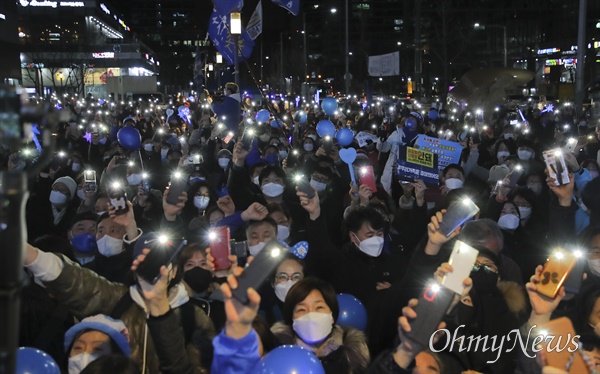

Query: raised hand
<box><xmin>163</xmin><ymin>187</ymin><xmax>188</xmax><ymax>221</ymax></box>
<box><xmin>526</xmin><ymin>265</ymin><xmax>566</xmax><ymax>326</ymax></box>
<box><xmin>425</xmin><ymin>210</ymin><xmax>460</xmax><ymax>254</ymax></box>
<box><xmin>434</xmin><ymin>262</ymin><xmax>473</xmax><ymax>309</ymax></box>
<box><xmin>546</xmin><ymin>173</ymin><xmax>575</xmax><ymax>207</ymax></box>
<box><xmin>221</xmin><ymin>265</ymin><xmax>261</xmax><ymax>339</ymax></box>
<box><xmin>241</xmin><ymin>202</ymin><xmax>268</xmax><ymax>222</ymax></box>
<box><xmin>108</xmin><ymin>200</ymin><xmax>138</xmax><ymax>239</ymax></box>
<box><xmin>297</xmin><ymin>186</ymin><xmax>320</xmax><ymax>220</ymax></box>
<box><xmin>217</xmin><ymin>195</ymin><xmax>236</xmax><ymax>216</ymax></box>
<box><xmin>131</xmin><ymin>248</ymin><xmax>171</xmax><ymax>317</ymax></box>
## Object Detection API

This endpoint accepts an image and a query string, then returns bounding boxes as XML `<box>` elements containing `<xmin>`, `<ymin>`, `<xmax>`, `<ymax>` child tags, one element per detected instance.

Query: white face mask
<box><xmin>293</xmin><ymin>312</ymin><xmax>334</xmax><ymax>344</ymax></box>
<box><xmin>96</xmin><ymin>235</ymin><xmax>124</xmax><ymax>257</ymax></box>
<box><xmin>306</xmin><ymin>134</ymin><xmax>317</xmax><ymax>141</ymax></box>
<box><xmin>144</xmin><ymin>143</ymin><xmax>154</xmax><ymax>152</ymax></box>
<box><xmin>49</xmin><ymin>190</ymin><xmax>68</xmax><ymax>205</ymax></box>
<box><xmin>498</xmin><ymin>213</ymin><xmax>520</xmax><ymax>230</ymax></box>
<box><xmin>248</xmin><ymin>241</ymin><xmax>267</xmax><ymax>257</ymax></box>
<box><xmin>72</xmin><ymin>163</ymin><xmax>81</xmax><ymax>172</ymax></box>
<box><xmin>445</xmin><ymin>178</ymin><xmax>463</xmax><ymax>190</ymax></box>
<box><xmin>277</xmin><ymin>225</ymin><xmax>290</xmax><ymax>241</ymax></box>
<box><xmin>77</xmin><ymin>188</ymin><xmax>87</xmax><ymax>200</ymax></box>
<box><xmin>588</xmin><ymin>258</ymin><xmax>600</xmax><ymax>277</ymax></box>
<box><xmin>252</xmin><ymin>175</ymin><xmax>260</xmax><ymax>185</ymax></box>
<box><xmin>76</xmin><ymin>256</ymin><xmax>95</xmax><ymax>265</ymax></box>
<box><xmin>353</xmin><ymin>234</ymin><xmax>384</xmax><ymax>257</ymax></box>
<box><xmin>279</xmin><ymin>151</ymin><xmax>289</xmax><ymax>159</ymax></box>
<box><xmin>274</xmin><ymin>280</ymin><xmax>295</xmax><ymax>302</ymax></box>
<box><xmin>127</xmin><ymin>173</ymin><xmax>143</xmax><ymax>186</ymax></box>
<box><xmin>262</xmin><ymin>182</ymin><xmax>284</xmax><ymax>198</ymax></box>
<box><xmin>161</xmin><ymin>148</ymin><xmax>169</xmax><ymax>159</ymax></box>
<box><xmin>497</xmin><ymin>151</ymin><xmax>510</xmax><ymax>161</ymax></box>
<box><xmin>504</xmin><ymin>133</ymin><xmax>514</xmax><ymax>139</ymax></box>
<box><xmin>528</xmin><ymin>183</ymin><xmax>542</xmax><ymax>195</ymax></box>
<box><xmin>303</xmin><ymin>143</ymin><xmax>314</xmax><ymax>152</ymax></box>
<box><xmin>518</xmin><ymin>206</ymin><xmax>532</xmax><ymax>219</ymax></box>
<box><xmin>310</xmin><ymin>179</ymin><xmax>327</xmax><ymax>192</ymax></box>
<box><xmin>218</xmin><ymin>158</ymin><xmax>230</xmax><ymax>169</ymax></box>
<box><xmin>68</xmin><ymin>352</ymin><xmax>99</xmax><ymax>374</ymax></box>
<box><xmin>194</xmin><ymin>196</ymin><xmax>210</xmax><ymax>210</ymax></box>
<box><xmin>518</xmin><ymin>149</ymin><xmax>533</xmax><ymax>160</ymax></box>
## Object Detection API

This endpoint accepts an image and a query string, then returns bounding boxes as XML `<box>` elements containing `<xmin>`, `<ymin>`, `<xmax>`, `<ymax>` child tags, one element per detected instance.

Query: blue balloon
<box><xmin>270</xmin><ymin>118</ymin><xmax>283</xmax><ymax>128</ymax></box>
<box><xmin>428</xmin><ymin>109</ymin><xmax>439</xmax><ymax>121</ymax></box>
<box><xmin>255</xmin><ymin>345</ymin><xmax>325</xmax><ymax>374</ymax></box>
<box><xmin>316</xmin><ymin>120</ymin><xmax>336</xmax><ymax>138</ymax></box>
<box><xmin>336</xmin><ymin>294</ymin><xmax>368</xmax><ymax>331</ymax></box>
<box><xmin>117</xmin><ymin>126</ymin><xmax>141</xmax><ymax>150</ymax></box>
<box><xmin>294</xmin><ymin>110</ymin><xmax>307</xmax><ymax>124</ymax></box>
<box><xmin>321</xmin><ymin>97</ymin><xmax>338</xmax><ymax>116</ymax></box>
<box><xmin>256</xmin><ymin>109</ymin><xmax>270</xmax><ymax>123</ymax></box>
<box><xmin>335</xmin><ymin>128</ymin><xmax>354</xmax><ymax>147</ymax></box>
<box><xmin>405</xmin><ymin>117</ymin><xmax>417</xmax><ymax>129</ymax></box>
<box><xmin>16</xmin><ymin>347</ymin><xmax>60</xmax><ymax>374</ymax></box>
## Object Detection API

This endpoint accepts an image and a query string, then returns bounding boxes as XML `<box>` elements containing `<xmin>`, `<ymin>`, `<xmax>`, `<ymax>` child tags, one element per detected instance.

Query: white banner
<box><xmin>247</xmin><ymin>0</ymin><xmax>263</xmax><ymax>40</ymax></box>
<box><xmin>368</xmin><ymin>51</ymin><xmax>400</xmax><ymax>77</ymax></box>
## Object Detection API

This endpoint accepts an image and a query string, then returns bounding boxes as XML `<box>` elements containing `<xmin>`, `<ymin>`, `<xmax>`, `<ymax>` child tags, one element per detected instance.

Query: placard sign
<box><xmin>414</xmin><ymin>134</ymin><xmax>462</xmax><ymax>170</ymax></box>
<box><xmin>395</xmin><ymin>146</ymin><xmax>439</xmax><ymax>186</ymax></box>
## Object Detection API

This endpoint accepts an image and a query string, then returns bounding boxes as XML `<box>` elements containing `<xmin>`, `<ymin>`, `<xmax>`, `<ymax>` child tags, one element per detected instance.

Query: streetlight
<box><xmin>474</xmin><ymin>22</ymin><xmax>507</xmax><ymax>67</ymax></box>
<box><xmin>216</xmin><ymin>52</ymin><xmax>223</xmax><ymax>64</ymax></box>
<box><xmin>330</xmin><ymin>8</ymin><xmax>337</xmax><ymax>13</ymax></box>
<box><xmin>56</xmin><ymin>71</ymin><xmax>65</xmax><ymax>93</ymax></box>
<box><xmin>230</xmin><ymin>11</ymin><xmax>242</xmax><ymax>87</ymax></box>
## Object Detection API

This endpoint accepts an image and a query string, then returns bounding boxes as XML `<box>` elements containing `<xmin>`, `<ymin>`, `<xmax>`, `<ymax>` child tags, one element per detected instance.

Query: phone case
<box><xmin>543</xmin><ymin>149</ymin><xmax>570</xmax><ymax>186</ymax></box>
<box><xmin>535</xmin><ymin>317</ymin><xmax>588</xmax><ymax>374</ymax></box>
<box><xmin>359</xmin><ymin>166</ymin><xmax>378</xmax><ymax>193</ymax></box>
<box><xmin>166</xmin><ymin>172</ymin><xmax>189</xmax><ymax>205</ymax></box>
<box><xmin>241</xmin><ymin>130</ymin><xmax>254</xmax><ymax>150</ymax></box>
<box><xmin>109</xmin><ymin>184</ymin><xmax>128</xmax><ymax>216</ymax></box>
<box><xmin>210</xmin><ymin>227</ymin><xmax>231</xmax><ymax>271</ymax></box>
<box><xmin>442</xmin><ymin>241</ymin><xmax>479</xmax><ymax>295</ymax></box>
<box><xmin>135</xmin><ymin>239</ymin><xmax>187</xmax><ymax>284</ymax></box>
<box><xmin>508</xmin><ymin>167</ymin><xmax>524</xmax><ymax>187</ymax></box>
<box><xmin>296</xmin><ymin>178</ymin><xmax>315</xmax><ymax>199</ymax></box>
<box><xmin>438</xmin><ymin>199</ymin><xmax>480</xmax><ymax>237</ymax></box>
<box><xmin>231</xmin><ymin>241</ymin><xmax>289</xmax><ymax>304</ymax></box>
<box><xmin>566</xmin><ymin>139</ymin><xmax>578</xmax><ymax>153</ymax></box>
<box><xmin>563</xmin><ymin>257</ymin><xmax>585</xmax><ymax>295</ymax></box>
<box><xmin>405</xmin><ymin>285</ymin><xmax>454</xmax><ymax>347</ymax></box>
<box><xmin>537</xmin><ymin>249</ymin><xmax>578</xmax><ymax>299</ymax></box>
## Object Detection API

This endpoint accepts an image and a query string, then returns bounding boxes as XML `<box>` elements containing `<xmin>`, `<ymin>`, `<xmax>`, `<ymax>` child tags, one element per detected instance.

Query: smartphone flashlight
<box><xmin>208</xmin><ymin>231</ymin><xmax>217</xmax><ymax>240</ymax></box>
<box><xmin>573</xmin><ymin>249</ymin><xmax>583</xmax><ymax>258</ymax></box>
<box><xmin>128</xmin><ymin>161</ymin><xmax>135</xmax><ymax>167</ymax></box>
<box><xmin>173</xmin><ymin>171</ymin><xmax>182</xmax><ymax>179</ymax></box>
<box><xmin>554</xmin><ymin>251</ymin><xmax>565</xmax><ymax>260</ymax></box>
<box><xmin>158</xmin><ymin>235</ymin><xmax>169</xmax><ymax>244</ymax></box>
<box><xmin>142</xmin><ymin>172</ymin><xmax>149</xmax><ymax>179</ymax></box>
<box><xmin>514</xmin><ymin>164</ymin><xmax>523</xmax><ymax>171</ymax></box>
<box><xmin>568</xmin><ymin>138</ymin><xmax>577</xmax><ymax>144</ymax></box>
<box><xmin>111</xmin><ymin>181</ymin><xmax>121</xmax><ymax>190</ymax></box>
<box><xmin>462</xmin><ymin>197</ymin><xmax>473</xmax><ymax>206</ymax></box>
<box><xmin>360</xmin><ymin>167</ymin><xmax>368</xmax><ymax>175</ymax></box>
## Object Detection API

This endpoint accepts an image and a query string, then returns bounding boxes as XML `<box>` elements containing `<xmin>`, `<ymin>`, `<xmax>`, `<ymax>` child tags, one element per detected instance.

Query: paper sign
<box><xmin>355</xmin><ymin>131</ymin><xmax>380</xmax><ymax>147</ymax></box>
<box><xmin>395</xmin><ymin>146</ymin><xmax>440</xmax><ymax>187</ymax></box>
<box><xmin>414</xmin><ymin>134</ymin><xmax>462</xmax><ymax>170</ymax></box>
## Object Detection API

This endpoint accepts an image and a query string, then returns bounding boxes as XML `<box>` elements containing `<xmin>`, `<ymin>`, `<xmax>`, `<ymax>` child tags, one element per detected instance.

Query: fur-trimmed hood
<box><xmin>271</xmin><ymin>322</ymin><xmax>370</xmax><ymax>372</ymax></box>
<box><xmin>497</xmin><ymin>280</ymin><xmax>527</xmax><ymax>315</ymax></box>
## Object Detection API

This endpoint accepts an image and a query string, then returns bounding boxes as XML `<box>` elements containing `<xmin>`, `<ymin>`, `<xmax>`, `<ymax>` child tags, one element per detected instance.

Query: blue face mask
<box><xmin>189</xmin><ymin>176</ymin><xmax>206</xmax><ymax>184</ymax></box>
<box><xmin>71</xmin><ymin>233</ymin><xmax>98</xmax><ymax>254</ymax></box>
<box><xmin>265</xmin><ymin>153</ymin><xmax>279</xmax><ymax>165</ymax></box>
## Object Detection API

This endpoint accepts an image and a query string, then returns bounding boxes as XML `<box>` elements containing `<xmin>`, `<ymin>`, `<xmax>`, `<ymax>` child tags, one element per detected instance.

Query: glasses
<box><xmin>472</xmin><ymin>262</ymin><xmax>498</xmax><ymax>274</ymax></box>
<box><xmin>311</xmin><ymin>174</ymin><xmax>329</xmax><ymax>183</ymax></box>
<box><xmin>276</xmin><ymin>272</ymin><xmax>303</xmax><ymax>283</ymax></box>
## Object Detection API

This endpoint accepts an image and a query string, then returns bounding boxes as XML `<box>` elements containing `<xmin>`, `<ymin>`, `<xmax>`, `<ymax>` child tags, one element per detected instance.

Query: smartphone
<box><xmin>210</xmin><ymin>227</ymin><xmax>231</xmax><ymax>271</ymax></box>
<box><xmin>231</xmin><ymin>241</ymin><xmax>288</xmax><ymax>305</ymax></box>
<box><xmin>508</xmin><ymin>164</ymin><xmax>524</xmax><ymax>187</ymax></box>
<box><xmin>405</xmin><ymin>284</ymin><xmax>455</xmax><ymax>347</ymax></box>
<box><xmin>359</xmin><ymin>165</ymin><xmax>378</xmax><ymax>193</ymax></box>
<box><xmin>224</xmin><ymin>132</ymin><xmax>234</xmax><ymax>144</ymax></box>
<box><xmin>543</xmin><ymin>149</ymin><xmax>570</xmax><ymax>186</ymax></box>
<box><xmin>565</xmin><ymin>138</ymin><xmax>578</xmax><ymax>153</ymax></box>
<box><xmin>323</xmin><ymin>136</ymin><xmax>333</xmax><ymax>154</ymax></box>
<box><xmin>442</xmin><ymin>241</ymin><xmax>479</xmax><ymax>295</ymax></box>
<box><xmin>108</xmin><ymin>181</ymin><xmax>129</xmax><ymax>216</ymax></box>
<box><xmin>294</xmin><ymin>175</ymin><xmax>315</xmax><ymax>199</ymax></box>
<box><xmin>84</xmin><ymin>170</ymin><xmax>97</xmax><ymax>192</ymax></box>
<box><xmin>230</xmin><ymin>241</ymin><xmax>248</xmax><ymax>258</ymax></box>
<box><xmin>135</xmin><ymin>238</ymin><xmax>187</xmax><ymax>284</ymax></box>
<box><xmin>166</xmin><ymin>170</ymin><xmax>189</xmax><ymax>205</ymax></box>
<box><xmin>562</xmin><ymin>252</ymin><xmax>585</xmax><ymax>295</ymax></box>
<box><xmin>437</xmin><ymin>198</ymin><xmax>480</xmax><ymax>237</ymax></box>
<box><xmin>241</xmin><ymin>128</ymin><xmax>254</xmax><ymax>150</ymax></box>
<box><xmin>537</xmin><ymin>248</ymin><xmax>578</xmax><ymax>299</ymax></box>
<box><xmin>534</xmin><ymin>317</ymin><xmax>588</xmax><ymax>374</ymax></box>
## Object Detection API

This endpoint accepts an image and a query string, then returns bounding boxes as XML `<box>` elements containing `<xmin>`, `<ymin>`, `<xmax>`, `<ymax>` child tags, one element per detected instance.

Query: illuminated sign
<box><xmin>19</xmin><ymin>0</ymin><xmax>84</xmax><ymax>7</ymax></box>
<box><xmin>100</xmin><ymin>3</ymin><xmax>110</xmax><ymax>14</ymax></box>
<box><xmin>545</xmin><ymin>58</ymin><xmax>577</xmax><ymax>66</ymax></box>
<box><xmin>92</xmin><ymin>52</ymin><xmax>115</xmax><ymax>58</ymax></box>
<box><xmin>537</xmin><ymin>48</ymin><xmax>560</xmax><ymax>55</ymax></box>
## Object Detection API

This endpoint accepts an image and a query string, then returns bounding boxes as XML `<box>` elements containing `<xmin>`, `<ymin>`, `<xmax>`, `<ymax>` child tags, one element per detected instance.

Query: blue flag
<box><xmin>208</xmin><ymin>10</ymin><xmax>255</xmax><ymax>66</ymax></box>
<box><xmin>271</xmin><ymin>0</ymin><xmax>299</xmax><ymax>16</ymax></box>
<box><xmin>193</xmin><ymin>47</ymin><xmax>205</xmax><ymax>88</ymax></box>
<box><xmin>214</xmin><ymin>0</ymin><xmax>243</xmax><ymax>14</ymax></box>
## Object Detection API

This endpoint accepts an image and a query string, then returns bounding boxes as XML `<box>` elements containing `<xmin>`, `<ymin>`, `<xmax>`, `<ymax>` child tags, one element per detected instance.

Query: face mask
<box><xmin>456</xmin><ymin>302</ymin><xmax>474</xmax><ymax>325</ymax></box>
<box><xmin>218</xmin><ymin>158</ymin><xmax>230</xmax><ymax>169</ymax></box>
<box><xmin>588</xmin><ymin>258</ymin><xmax>600</xmax><ymax>277</ymax></box>
<box><xmin>279</xmin><ymin>151</ymin><xmax>289</xmax><ymax>159</ymax></box>
<box><xmin>194</xmin><ymin>196</ymin><xmax>210</xmax><ymax>210</ymax></box>
<box><xmin>497</xmin><ymin>151</ymin><xmax>510</xmax><ymax>161</ymax></box>
<box><xmin>127</xmin><ymin>173</ymin><xmax>143</xmax><ymax>186</ymax></box>
<box><xmin>76</xmin><ymin>256</ymin><xmax>95</xmax><ymax>265</ymax></box>
<box><xmin>528</xmin><ymin>183</ymin><xmax>542</xmax><ymax>195</ymax></box>
<box><xmin>262</xmin><ymin>182</ymin><xmax>284</xmax><ymax>198</ymax></box>
<box><xmin>590</xmin><ymin>170</ymin><xmax>599</xmax><ymax>179</ymax></box>
<box><xmin>265</xmin><ymin>154</ymin><xmax>279</xmax><ymax>165</ymax></box>
<box><xmin>470</xmin><ymin>267</ymin><xmax>499</xmax><ymax>295</ymax></box>
<box><xmin>504</xmin><ymin>133</ymin><xmax>514</xmax><ymax>139</ymax></box>
<box><xmin>183</xmin><ymin>267</ymin><xmax>213</xmax><ymax>293</ymax></box>
<box><xmin>72</xmin><ymin>163</ymin><xmax>81</xmax><ymax>172</ymax></box>
<box><xmin>445</xmin><ymin>178</ymin><xmax>463</xmax><ymax>190</ymax></box>
<box><xmin>161</xmin><ymin>148</ymin><xmax>169</xmax><ymax>159</ymax></box>
<box><xmin>274</xmin><ymin>280</ymin><xmax>295</xmax><ymax>302</ymax></box>
<box><xmin>96</xmin><ymin>210</ymin><xmax>107</xmax><ymax>217</ymax></box>
<box><xmin>306</xmin><ymin>134</ymin><xmax>317</xmax><ymax>141</ymax></box>
<box><xmin>292</xmin><ymin>312</ymin><xmax>334</xmax><ymax>344</ymax></box>
<box><xmin>252</xmin><ymin>175</ymin><xmax>260</xmax><ymax>185</ymax></box>
<box><xmin>98</xmin><ymin>137</ymin><xmax>107</xmax><ymax>145</ymax></box>
<box><xmin>353</xmin><ymin>234</ymin><xmax>384</xmax><ymax>257</ymax></box>
<box><xmin>68</xmin><ymin>352</ymin><xmax>99</xmax><ymax>374</ymax></box>
<box><xmin>71</xmin><ymin>233</ymin><xmax>97</xmax><ymax>254</ymax></box>
<box><xmin>49</xmin><ymin>190</ymin><xmax>68</xmax><ymax>205</ymax></box>
<box><xmin>518</xmin><ymin>206</ymin><xmax>532</xmax><ymax>219</ymax></box>
<box><xmin>144</xmin><ymin>143</ymin><xmax>154</xmax><ymax>152</ymax></box>
<box><xmin>310</xmin><ymin>179</ymin><xmax>327</xmax><ymax>192</ymax></box>
<box><xmin>77</xmin><ymin>188</ymin><xmax>87</xmax><ymax>200</ymax></box>
<box><xmin>498</xmin><ymin>213</ymin><xmax>520</xmax><ymax>230</ymax></box>
<box><xmin>96</xmin><ymin>235</ymin><xmax>124</xmax><ymax>257</ymax></box>
<box><xmin>518</xmin><ymin>150</ymin><xmax>533</xmax><ymax>160</ymax></box>
<box><xmin>303</xmin><ymin>143</ymin><xmax>314</xmax><ymax>152</ymax></box>
<box><xmin>190</xmin><ymin>176</ymin><xmax>205</xmax><ymax>184</ymax></box>
<box><xmin>248</xmin><ymin>241</ymin><xmax>267</xmax><ymax>257</ymax></box>
<box><xmin>277</xmin><ymin>225</ymin><xmax>290</xmax><ymax>241</ymax></box>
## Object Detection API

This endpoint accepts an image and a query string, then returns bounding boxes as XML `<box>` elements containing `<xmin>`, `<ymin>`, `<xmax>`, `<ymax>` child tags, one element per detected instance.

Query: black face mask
<box><xmin>183</xmin><ymin>267</ymin><xmax>213</xmax><ymax>293</ymax></box>
<box><xmin>470</xmin><ymin>267</ymin><xmax>499</xmax><ymax>295</ymax></box>
<box><xmin>456</xmin><ymin>302</ymin><xmax>475</xmax><ymax>325</ymax></box>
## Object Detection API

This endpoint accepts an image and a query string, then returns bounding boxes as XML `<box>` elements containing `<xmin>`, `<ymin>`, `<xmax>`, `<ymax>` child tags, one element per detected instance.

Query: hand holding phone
<box><xmin>437</xmin><ymin>198</ymin><xmax>480</xmax><ymax>237</ymax></box>
<box><xmin>358</xmin><ymin>165</ymin><xmax>377</xmax><ymax>193</ymax></box>
<box><xmin>84</xmin><ymin>170</ymin><xmax>97</xmax><ymax>193</ymax></box>
<box><xmin>209</xmin><ymin>227</ymin><xmax>231</xmax><ymax>271</ymax></box>
<box><xmin>166</xmin><ymin>170</ymin><xmax>189</xmax><ymax>205</ymax></box>
<box><xmin>294</xmin><ymin>175</ymin><xmax>315</xmax><ymax>199</ymax></box>
<box><xmin>134</xmin><ymin>236</ymin><xmax>187</xmax><ymax>285</ymax></box>
<box><xmin>405</xmin><ymin>284</ymin><xmax>454</xmax><ymax>347</ymax></box>
<box><xmin>537</xmin><ymin>248</ymin><xmax>578</xmax><ymax>299</ymax></box>
<box><xmin>441</xmin><ymin>241</ymin><xmax>479</xmax><ymax>295</ymax></box>
<box><xmin>108</xmin><ymin>181</ymin><xmax>129</xmax><ymax>216</ymax></box>
<box><xmin>543</xmin><ymin>149</ymin><xmax>571</xmax><ymax>186</ymax></box>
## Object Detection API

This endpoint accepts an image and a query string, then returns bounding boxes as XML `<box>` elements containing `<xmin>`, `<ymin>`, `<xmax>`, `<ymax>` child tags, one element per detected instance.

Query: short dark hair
<box><xmin>442</xmin><ymin>163</ymin><xmax>464</xmax><ymax>178</ymax></box>
<box><xmin>266</xmin><ymin>203</ymin><xmax>291</xmax><ymax>220</ymax></box>
<box><xmin>346</xmin><ymin>206</ymin><xmax>386</xmax><ymax>234</ymax></box>
<box><xmin>178</xmin><ymin>242</ymin><xmax>207</xmax><ymax>271</ymax></box>
<box><xmin>245</xmin><ymin>217</ymin><xmax>278</xmax><ymax>234</ymax></box>
<box><xmin>258</xmin><ymin>165</ymin><xmax>287</xmax><ymax>185</ymax></box>
<box><xmin>283</xmin><ymin>277</ymin><xmax>339</xmax><ymax>326</ymax></box>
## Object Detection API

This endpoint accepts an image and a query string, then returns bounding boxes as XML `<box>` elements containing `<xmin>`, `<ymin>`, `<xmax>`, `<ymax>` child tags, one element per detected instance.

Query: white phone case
<box><xmin>442</xmin><ymin>241</ymin><xmax>479</xmax><ymax>295</ymax></box>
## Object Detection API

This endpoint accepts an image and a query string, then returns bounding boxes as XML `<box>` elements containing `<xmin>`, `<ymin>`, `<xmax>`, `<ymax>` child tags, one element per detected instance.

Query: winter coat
<box><xmin>42</xmin><ymin>256</ymin><xmax>215</xmax><ymax>374</ymax></box>
<box><xmin>271</xmin><ymin>322</ymin><xmax>370</xmax><ymax>374</ymax></box>
<box><xmin>211</xmin><ymin>93</ymin><xmax>241</xmax><ymax>132</ymax></box>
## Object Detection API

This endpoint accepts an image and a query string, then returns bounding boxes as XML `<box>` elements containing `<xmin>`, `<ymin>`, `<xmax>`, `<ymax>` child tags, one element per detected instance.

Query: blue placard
<box><xmin>414</xmin><ymin>134</ymin><xmax>462</xmax><ymax>170</ymax></box>
<box><xmin>395</xmin><ymin>146</ymin><xmax>440</xmax><ymax>187</ymax></box>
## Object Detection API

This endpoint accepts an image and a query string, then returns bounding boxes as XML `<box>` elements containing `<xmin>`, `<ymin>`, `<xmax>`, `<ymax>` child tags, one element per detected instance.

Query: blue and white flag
<box><xmin>214</xmin><ymin>0</ymin><xmax>243</xmax><ymax>14</ymax></box>
<box><xmin>271</xmin><ymin>0</ymin><xmax>299</xmax><ymax>16</ymax></box>
<box><xmin>247</xmin><ymin>0</ymin><xmax>263</xmax><ymax>40</ymax></box>
<box><xmin>208</xmin><ymin>10</ymin><xmax>255</xmax><ymax>66</ymax></box>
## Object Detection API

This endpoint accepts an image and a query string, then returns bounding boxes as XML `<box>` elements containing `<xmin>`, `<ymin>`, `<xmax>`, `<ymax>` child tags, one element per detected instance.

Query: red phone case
<box><xmin>210</xmin><ymin>227</ymin><xmax>231</xmax><ymax>271</ymax></box>
<box><xmin>359</xmin><ymin>166</ymin><xmax>377</xmax><ymax>193</ymax></box>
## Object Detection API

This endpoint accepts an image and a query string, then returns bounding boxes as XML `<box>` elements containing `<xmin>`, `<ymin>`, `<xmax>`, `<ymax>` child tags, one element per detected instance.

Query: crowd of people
<box><xmin>4</xmin><ymin>82</ymin><xmax>600</xmax><ymax>373</ymax></box>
